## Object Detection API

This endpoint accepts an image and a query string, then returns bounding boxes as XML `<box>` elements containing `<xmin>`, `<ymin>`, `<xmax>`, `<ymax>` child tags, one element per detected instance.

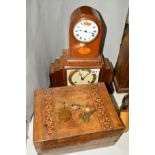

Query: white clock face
<box><xmin>73</xmin><ymin>19</ymin><xmax>99</xmax><ymax>43</ymax></box>
<box><xmin>67</xmin><ymin>69</ymin><xmax>100</xmax><ymax>86</ymax></box>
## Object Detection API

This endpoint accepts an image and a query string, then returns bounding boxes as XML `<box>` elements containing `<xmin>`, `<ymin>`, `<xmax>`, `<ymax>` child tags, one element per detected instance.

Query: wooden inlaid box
<box><xmin>33</xmin><ymin>83</ymin><xmax>124</xmax><ymax>154</ymax></box>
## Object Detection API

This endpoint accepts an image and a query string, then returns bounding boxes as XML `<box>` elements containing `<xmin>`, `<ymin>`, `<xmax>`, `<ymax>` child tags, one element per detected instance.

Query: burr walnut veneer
<box><xmin>33</xmin><ymin>83</ymin><xmax>124</xmax><ymax>154</ymax></box>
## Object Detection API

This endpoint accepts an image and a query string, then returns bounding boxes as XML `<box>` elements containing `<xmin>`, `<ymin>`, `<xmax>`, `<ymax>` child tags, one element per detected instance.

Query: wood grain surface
<box><xmin>114</xmin><ymin>26</ymin><xmax>129</xmax><ymax>93</ymax></box>
<box><xmin>69</xmin><ymin>6</ymin><xmax>104</xmax><ymax>59</ymax></box>
<box><xmin>33</xmin><ymin>83</ymin><xmax>124</xmax><ymax>153</ymax></box>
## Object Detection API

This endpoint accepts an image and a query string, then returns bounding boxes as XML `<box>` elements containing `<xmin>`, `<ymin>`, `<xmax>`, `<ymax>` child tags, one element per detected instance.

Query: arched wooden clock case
<box><xmin>50</xmin><ymin>6</ymin><xmax>113</xmax><ymax>92</ymax></box>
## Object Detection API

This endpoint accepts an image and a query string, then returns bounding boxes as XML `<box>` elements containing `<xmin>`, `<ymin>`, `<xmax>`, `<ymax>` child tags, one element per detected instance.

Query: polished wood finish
<box><xmin>50</xmin><ymin>49</ymin><xmax>113</xmax><ymax>91</ymax></box>
<box><xmin>114</xmin><ymin>25</ymin><xmax>129</xmax><ymax>93</ymax></box>
<box><xmin>33</xmin><ymin>83</ymin><xmax>124</xmax><ymax>154</ymax></box>
<box><xmin>69</xmin><ymin>6</ymin><xmax>104</xmax><ymax>60</ymax></box>
<box><xmin>50</xmin><ymin>6</ymin><xmax>113</xmax><ymax>93</ymax></box>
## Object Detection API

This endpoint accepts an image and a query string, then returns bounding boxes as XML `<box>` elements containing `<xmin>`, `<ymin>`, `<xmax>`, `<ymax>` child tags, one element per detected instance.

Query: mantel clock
<box><xmin>50</xmin><ymin>6</ymin><xmax>113</xmax><ymax>93</ymax></box>
<box><xmin>69</xmin><ymin>6</ymin><xmax>103</xmax><ymax>59</ymax></box>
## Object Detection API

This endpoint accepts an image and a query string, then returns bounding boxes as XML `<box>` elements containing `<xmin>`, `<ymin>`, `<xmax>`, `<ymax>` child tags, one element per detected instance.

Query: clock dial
<box><xmin>67</xmin><ymin>69</ymin><xmax>100</xmax><ymax>86</ymax></box>
<box><xmin>73</xmin><ymin>19</ymin><xmax>99</xmax><ymax>43</ymax></box>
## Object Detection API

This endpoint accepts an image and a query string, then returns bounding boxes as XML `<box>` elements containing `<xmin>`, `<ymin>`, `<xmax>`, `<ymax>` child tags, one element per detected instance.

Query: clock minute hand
<box><xmin>81</xmin><ymin>72</ymin><xmax>90</xmax><ymax>80</ymax></box>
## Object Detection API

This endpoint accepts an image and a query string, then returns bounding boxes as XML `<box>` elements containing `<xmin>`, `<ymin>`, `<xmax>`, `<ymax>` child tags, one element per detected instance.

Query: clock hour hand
<box><xmin>79</xmin><ymin>30</ymin><xmax>94</xmax><ymax>34</ymax></box>
<box><xmin>78</xmin><ymin>70</ymin><xmax>83</xmax><ymax>80</ymax></box>
<box><xmin>86</xmin><ymin>31</ymin><xmax>94</xmax><ymax>34</ymax></box>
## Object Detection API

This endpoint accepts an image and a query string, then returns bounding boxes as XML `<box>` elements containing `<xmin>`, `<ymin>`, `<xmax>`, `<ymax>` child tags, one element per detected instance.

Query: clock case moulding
<box><xmin>49</xmin><ymin>6</ymin><xmax>114</xmax><ymax>93</ymax></box>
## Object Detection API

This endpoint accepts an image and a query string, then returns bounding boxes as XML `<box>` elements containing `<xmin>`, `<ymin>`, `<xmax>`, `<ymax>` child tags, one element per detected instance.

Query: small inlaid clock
<box><xmin>69</xmin><ymin>6</ymin><xmax>104</xmax><ymax>59</ymax></box>
<box><xmin>50</xmin><ymin>6</ymin><xmax>114</xmax><ymax>93</ymax></box>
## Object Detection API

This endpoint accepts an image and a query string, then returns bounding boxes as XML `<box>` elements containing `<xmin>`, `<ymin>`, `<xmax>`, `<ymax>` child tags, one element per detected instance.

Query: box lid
<box><xmin>33</xmin><ymin>83</ymin><xmax>124</xmax><ymax>150</ymax></box>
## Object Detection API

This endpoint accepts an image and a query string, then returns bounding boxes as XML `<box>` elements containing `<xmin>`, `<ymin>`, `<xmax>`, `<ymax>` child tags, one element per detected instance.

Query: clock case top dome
<box><xmin>69</xmin><ymin>6</ymin><xmax>107</xmax><ymax>60</ymax></box>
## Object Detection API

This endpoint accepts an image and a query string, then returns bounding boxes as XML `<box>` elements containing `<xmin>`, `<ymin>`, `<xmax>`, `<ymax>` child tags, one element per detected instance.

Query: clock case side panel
<box><xmin>99</xmin><ymin>58</ymin><xmax>114</xmax><ymax>93</ymax></box>
<box><xmin>114</xmin><ymin>26</ymin><xmax>129</xmax><ymax>93</ymax></box>
<box><xmin>49</xmin><ymin>58</ymin><xmax>65</xmax><ymax>87</ymax></box>
<box><xmin>69</xmin><ymin>7</ymin><xmax>104</xmax><ymax>59</ymax></box>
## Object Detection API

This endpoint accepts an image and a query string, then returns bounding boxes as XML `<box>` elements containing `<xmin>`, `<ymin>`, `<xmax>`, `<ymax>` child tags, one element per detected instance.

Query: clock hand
<box><xmin>81</xmin><ymin>72</ymin><xmax>90</xmax><ymax>80</ymax></box>
<box><xmin>78</xmin><ymin>70</ymin><xmax>83</xmax><ymax>80</ymax></box>
<box><xmin>78</xmin><ymin>70</ymin><xmax>91</xmax><ymax>80</ymax></box>
<box><xmin>79</xmin><ymin>30</ymin><xmax>94</xmax><ymax>34</ymax></box>
<box><xmin>85</xmin><ymin>31</ymin><xmax>94</xmax><ymax>34</ymax></box>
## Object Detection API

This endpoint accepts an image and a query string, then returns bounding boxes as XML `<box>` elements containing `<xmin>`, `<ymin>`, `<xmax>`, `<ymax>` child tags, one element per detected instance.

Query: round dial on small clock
<box><xmin>68</xmin><ymin>69</ymin><xmax>98</xmax><ymax>85</ymax></box>
<box><xmin>73</xmin><ymin>19</ymin><xmax>99</xmax><ymax>43</ymax></box>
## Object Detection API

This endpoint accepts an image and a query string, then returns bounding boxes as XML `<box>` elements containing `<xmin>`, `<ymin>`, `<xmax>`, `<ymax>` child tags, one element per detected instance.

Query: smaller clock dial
<box><xmin>67</xmin><ymin>69</ymin><xmax>100</xmax><ymax>86</ymax></box>
<box><xmin>73</xmin><ymin>19</ymin><xmax>99</xmax><ymax>43</ymax></box>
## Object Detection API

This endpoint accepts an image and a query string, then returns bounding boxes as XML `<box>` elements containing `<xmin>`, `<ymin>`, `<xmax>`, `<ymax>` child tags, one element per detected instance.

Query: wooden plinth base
<box><xmin>113</xmin><ymin>76</ymin><xmax>129</xmax><ymax>93</ymax></box>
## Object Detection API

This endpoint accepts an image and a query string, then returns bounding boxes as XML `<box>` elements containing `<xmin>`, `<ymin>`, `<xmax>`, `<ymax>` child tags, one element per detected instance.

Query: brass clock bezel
<box><xmin>72</xmin><ymin>18</ymin><xmax>99</xmax><ymax>43</ymax></box>
<box><xmin>68</xmin><ymin>68</ymin><xmax>97</xmax><ymax>85</ymax></box>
